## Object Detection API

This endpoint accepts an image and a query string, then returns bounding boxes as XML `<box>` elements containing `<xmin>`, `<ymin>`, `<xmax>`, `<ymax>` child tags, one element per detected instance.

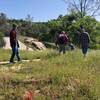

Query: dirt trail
<box><xmin>0</xmin><ymin>59</ymin><xmax>41</xmax><ymax>71</ymax></box>
<box><xmin>0</xmin><ymin>59</ymin><xmax>40</xmax><ymax>65</ymax></box>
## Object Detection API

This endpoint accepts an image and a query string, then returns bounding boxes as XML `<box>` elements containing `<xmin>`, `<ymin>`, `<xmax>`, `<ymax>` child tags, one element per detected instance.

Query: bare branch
<box><xmin>72</xmin><ymin>0</ymin><xmax>81</xmax><ymax>13</ymax></box>
<box><xmin>61</xmin><ymin>0</ymin><xmax>100</xmax><ymax>17</ymax></box>
<box><xmin>91</xmin><ymin>4</ymin><xmax>100</xmax><ymax>16</ymax></box>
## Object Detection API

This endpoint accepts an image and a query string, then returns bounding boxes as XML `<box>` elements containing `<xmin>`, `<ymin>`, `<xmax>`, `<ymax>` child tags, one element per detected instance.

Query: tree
<box><xmin>0</xmin><ymin>12</ymin><xmax>10</xmax><ymax>35</ymax></box>
<box><xmin>25</xmin><ymin>14</ymin><xmax>33</xmax><ymax>27</ymax></box>
<box><xmin>62</xmin><ymin>0</ymin><xmax>100</xmax><ymax>18</ymax></box>
<box><xmin>0</xmin><ymin>13</ymin><xmax>7</xmax><ymax>25</ymax></box>
<box><xmin>0</xmin><ymin>32</ymin><xmax>5</xmax><ymax>47</ymax></box>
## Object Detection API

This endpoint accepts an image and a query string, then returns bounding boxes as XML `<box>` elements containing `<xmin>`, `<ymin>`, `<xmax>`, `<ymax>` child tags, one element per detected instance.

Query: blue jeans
<box><xmin>10</xmin><ymin>46</ymin><xmax>20</xmax><ymax>62</ymax></box>
<box><xmin>82</xmin><ymin>45</ymin><xmax>89</xmax><ymax>54</ymax></box>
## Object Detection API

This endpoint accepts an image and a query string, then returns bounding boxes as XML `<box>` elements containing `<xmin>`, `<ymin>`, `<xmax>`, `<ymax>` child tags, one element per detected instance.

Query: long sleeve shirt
<box><xmin>79</xmin><ymin>32</ymin><xmax>90</xmax><ymax>46</ymax></box>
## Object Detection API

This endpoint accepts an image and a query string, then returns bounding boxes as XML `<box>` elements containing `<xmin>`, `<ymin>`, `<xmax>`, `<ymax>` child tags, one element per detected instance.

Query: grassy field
<box><xmin>0</xmin><ymin>49</ymin><xmax>100</xmax><ymax>100</ymax></box>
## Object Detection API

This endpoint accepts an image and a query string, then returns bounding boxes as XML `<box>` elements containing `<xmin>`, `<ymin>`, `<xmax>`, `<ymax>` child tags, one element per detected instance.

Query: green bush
<box><xmin>89</xmin><ymin>42</ymin><xmax>100</xmax><ymax>49</ymax></box>
<box><xmin>0</xmin><ymin>32</ymin><xmax>5</xmax><ymax>47</ymax></box>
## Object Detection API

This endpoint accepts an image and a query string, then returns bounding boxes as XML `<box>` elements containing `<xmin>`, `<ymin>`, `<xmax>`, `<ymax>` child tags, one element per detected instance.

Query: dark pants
<box><xmin>82</xmin><ymin>45</ymin><xmax>89</xmax><ymax>54</ymax></box>
<box><xmin>59</xmin><ymin>44</ymin><xmax>66</xmax><ymax>54</ymax></box>
<box><xmin>10</xmin><ymin>46</ymin><xmax>20</xmax><ymax>62</ymax></box>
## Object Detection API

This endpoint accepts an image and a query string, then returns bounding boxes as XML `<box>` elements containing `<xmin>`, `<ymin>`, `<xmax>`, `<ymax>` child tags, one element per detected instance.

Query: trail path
<box><xmin>0</xmin><ymin>59</ymin><xmax>40</xmax><ymax>65</ymax></box>
<box><xmin>0</xmin><ymin>59</ymin><xmax>41</xmax><ymax>71</ymax></box>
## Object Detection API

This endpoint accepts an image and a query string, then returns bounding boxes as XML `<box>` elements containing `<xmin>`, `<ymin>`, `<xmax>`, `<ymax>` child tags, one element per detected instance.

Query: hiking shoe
<box><xmin>9</xmin><ymin>61</ymin><xmax>15</xmax><ymax>64</ymax></box>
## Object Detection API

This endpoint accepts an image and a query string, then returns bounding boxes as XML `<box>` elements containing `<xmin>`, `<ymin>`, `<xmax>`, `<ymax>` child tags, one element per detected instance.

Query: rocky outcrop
<box><xmin>3</xmin><ymin>37</ymin><xmax>33</xmax><ymax>51</ymax></box>
<box><xmin>24</xmin><ymin>37</ymin><xmax>46</xmax><ymax>50</ymax></box>
<box><xmin>3</xmin><ymin>37</ymin><xmax>46</xmax><ymax>51</ymax></box>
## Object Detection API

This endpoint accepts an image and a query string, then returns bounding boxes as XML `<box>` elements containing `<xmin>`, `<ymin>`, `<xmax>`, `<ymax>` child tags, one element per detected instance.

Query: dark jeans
<box><xmin>82</xmin><ymin>45</ymin><xmax>89</xmax><ymax>54</ymax></box>
<box><xmin>10</xmin><ymin>46</ymin><xmax>20</xmax><ymax>62</ymax></box>
<box><xmin>59</xmin><ymin>44</ymin><xmax>66</xmax><ymax>54</ymax></box>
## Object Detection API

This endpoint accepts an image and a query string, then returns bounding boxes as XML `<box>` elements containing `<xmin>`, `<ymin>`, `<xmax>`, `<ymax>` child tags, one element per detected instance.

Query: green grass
<box><xmin>0</xmin><ymin>49</ymin><xmax>57</xmax><ymax>61</ymax></box>
<box><xmin>0</xmin><ymin>49</ymin><xmax>100</xmax><ymax>100</ymax></box>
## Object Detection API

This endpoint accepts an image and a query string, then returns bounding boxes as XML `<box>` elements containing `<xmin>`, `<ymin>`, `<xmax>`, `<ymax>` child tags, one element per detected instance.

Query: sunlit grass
<box><xmin>0</xmin><ymin>49</ymin><xmax>100</xmax><ymax>100</ymax></box>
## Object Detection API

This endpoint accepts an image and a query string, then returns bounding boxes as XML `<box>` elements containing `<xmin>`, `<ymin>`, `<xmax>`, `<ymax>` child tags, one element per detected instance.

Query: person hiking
<box><xmin>79</xmin><ymin>26</ymin><xmax>90</xmax><ymax>57</ymax></box>
<box><xmin>9</xmin><ymin>24</ymin><xmax>21</xmax><ymax>63</ymax></box>
<box><xmin>55</xmin><ymin>31</ymin><xmax>69</xmax><ymax>54</ymax></box>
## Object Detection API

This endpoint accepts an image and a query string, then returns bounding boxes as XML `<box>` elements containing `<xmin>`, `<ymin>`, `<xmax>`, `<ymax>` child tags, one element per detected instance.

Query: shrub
<box><xmin>0</xmin><ymin>32</ymin><xmax>5</xmax><ymax>47</ymax></box>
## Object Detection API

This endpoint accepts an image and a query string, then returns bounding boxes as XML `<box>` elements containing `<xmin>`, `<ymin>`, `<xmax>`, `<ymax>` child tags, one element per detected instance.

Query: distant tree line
<box><xmin>0</xmin><ymin>12</ymin><xmax>100</xmax><ymax>49</ymax></box>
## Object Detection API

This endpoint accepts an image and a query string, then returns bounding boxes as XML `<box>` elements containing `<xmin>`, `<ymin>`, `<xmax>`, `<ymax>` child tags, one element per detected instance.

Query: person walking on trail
<box><xmin>55</xmin><ymin>31</ymin><xmax>69</xmax><ymax>54</ymax></box>
<box><xmin>79</xmin><ymin>27</ymin><xmax>90</xmax><ymax>57</ymax></box>
<box><xmin>9</xmin><ymin>24</ymin><xmax>21</xmax><ymax>63</ymax></box>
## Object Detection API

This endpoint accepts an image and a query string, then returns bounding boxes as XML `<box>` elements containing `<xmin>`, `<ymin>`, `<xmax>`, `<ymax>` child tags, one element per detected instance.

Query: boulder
<box><xmin>3</xmin><ymin>37</ymin><xmax>33</xmax><ymax>51</ymax></box>
<box><xmin>24</xmin><ymin>37</ymin><xmax>46</xmax><ymax>50</ymax></box>
<box><xmin>31</xmin><ymin>41</ymin><xmax>46</xmax><ymax>50</ymax></box>
<box><xmin>3</xmin><ymin>37</ymin><xmax>46</xmax><ymax>51</ymax></box>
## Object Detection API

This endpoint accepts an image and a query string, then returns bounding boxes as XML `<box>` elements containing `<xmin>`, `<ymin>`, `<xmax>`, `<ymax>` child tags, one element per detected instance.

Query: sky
<box><xmin>0</xmin><ymin>0</ymin><xmax>100</xmax><ymax>22</ymax></box>
<box><xmin>0</xmin><ymin>0</ymin><xmax>68</xmax><ymax>22</ymax></box>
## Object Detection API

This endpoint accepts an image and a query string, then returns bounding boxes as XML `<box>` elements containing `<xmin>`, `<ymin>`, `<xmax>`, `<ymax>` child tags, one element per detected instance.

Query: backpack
<box><xmin>58</xmin><ymin>34</ymin><xmax>68</xmax><ymax>44</ymax></box>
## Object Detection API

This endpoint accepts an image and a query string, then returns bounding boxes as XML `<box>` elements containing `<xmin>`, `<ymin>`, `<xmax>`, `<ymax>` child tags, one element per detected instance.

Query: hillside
<box><xmin>0</xmin><ymin>49</ymin><xmax>99</xmax><ymax>100</ymax></box>
<box><xmin>0</xmin><ymin>12</ymin><xmax>100</xmax><ymax>49</ymax></box>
